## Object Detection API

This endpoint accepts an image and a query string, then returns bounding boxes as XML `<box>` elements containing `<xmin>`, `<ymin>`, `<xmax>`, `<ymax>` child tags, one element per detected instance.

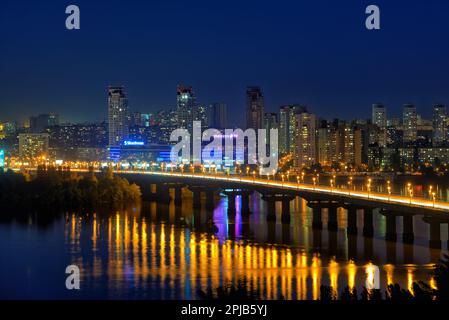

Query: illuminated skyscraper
<box><xmin>177</xmin><ymin>85</ymin><xmax>196</xmax><ymax>130</ymax></box>
<box><xmin>403</xmin><ymin>104</ymin><xmax>417</xmax><ymax>143</ymax></box>
<box><xmin>372</xmin><ymin>104</ymin><xmax>387</xmax><ymax>128</ymax></box>
<box><xmin>263</xmin><ymin>112</ymin><xmax>278</xmax><ymax>145</ymax></box>
<box><xmin>294</xmin><ymin>112</ymin><xmax>316</xmax><ymax>168</ymax></box>
<box><xmin>279</xmin><ymin>105</ymin><xmax>307</xmax><ymax>155</ymax></box>
<box><xmin>246</xmin><ymin>86</ymin><xmax>264</xmax><ymax>130</ymax></box>
<box><xmin>108</xmin><ymin>86</ymin><xmax>129</xmax><ymax>147</ymax></box>
<box><xmin>372</xmin><ymin>104</ymin><xmax>387</xmax><ymax>147</ymax></box>
<box><xmin>433</xmin><ymin>104</ymin><xmax>447</xmax><ymax>146</ymax></box>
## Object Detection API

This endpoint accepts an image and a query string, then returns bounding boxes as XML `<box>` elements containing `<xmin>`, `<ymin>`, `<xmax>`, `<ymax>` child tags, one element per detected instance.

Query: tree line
<box><xmin>0</xmin><ymin>166</ymin><xmax>141</xmax><ymax>215</ymax></box>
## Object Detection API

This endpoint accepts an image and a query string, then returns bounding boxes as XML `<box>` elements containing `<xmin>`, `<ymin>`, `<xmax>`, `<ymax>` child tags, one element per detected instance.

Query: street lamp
<box><xmin>348</xmin><ymin>176</ymin><xmax>353</xmax><ymax>195</ymax></box>
<box><xmin>429</xmin><ymin>186</ymin><xmax>433</xmax><ymax>199</ymax></box>
<box><xmin>387</xmin><ymin>186</ymin><xmax>391</xmax><ymax>201</ymax></box>
<box><xmin>367</xmin><ymin>181</ymin><xmax>371</xmax><ymax>198</ymax></box>
<box><xmin>407</xmin><ymin>183</ymin><xmax>413</xmax><ymax>204</ymax></box>
<box><xmin>432</xmin><ymin>192</ymin><xmax>436</xmax><ymax>207</ymax></box>
<box><xmin>313</xmin><ymin>176</ymin><xmax>316</xmax><ymax>189</ymax></box>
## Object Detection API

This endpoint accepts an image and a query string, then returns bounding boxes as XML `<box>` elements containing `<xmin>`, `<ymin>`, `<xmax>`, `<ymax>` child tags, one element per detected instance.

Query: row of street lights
<box><xmin>156</xmin><ymin>163</ymin><xmax>440</xmax><ymax>206</ymax></box>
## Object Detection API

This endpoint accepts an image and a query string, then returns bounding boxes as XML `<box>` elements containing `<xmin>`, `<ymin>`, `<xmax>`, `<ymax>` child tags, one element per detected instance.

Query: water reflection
<box><xmin>57</xmin><ymin>196</ymin><xmax>441</xmax><ymax>300</ymax></box>
<box><xmin>0</xmin><ymin>189</ymin><xmax>446</xmax><ymax>300</ymax></box>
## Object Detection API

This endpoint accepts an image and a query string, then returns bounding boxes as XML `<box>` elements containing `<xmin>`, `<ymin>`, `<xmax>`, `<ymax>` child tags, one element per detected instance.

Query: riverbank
<box><xmin>0</xmin><ymin>166</ymin><xmax>141</xmax><ymax>214</ymax></box>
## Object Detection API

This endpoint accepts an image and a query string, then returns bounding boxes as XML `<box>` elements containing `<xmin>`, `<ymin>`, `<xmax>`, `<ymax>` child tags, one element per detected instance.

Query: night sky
<box><xmin>1</xmin><ymin>0</ymin><xmax>449</xmax><ymax>126</ymax></box>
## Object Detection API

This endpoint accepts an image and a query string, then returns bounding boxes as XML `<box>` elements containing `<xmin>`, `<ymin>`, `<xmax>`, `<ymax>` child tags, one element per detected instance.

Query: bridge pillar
<box><xmin>307</xmin><ymin>201</ymin><xmax>323</xmax><ymax>230</ymax></box>
<box><xmin>422</xmin><ymin>216</ymin><xmax>447</xmax><ymax>249</ymax></box>
<box><xmin>312</xmin><ymin>206</ymin><xmax>322</xmax><ymax>230</ymax></box>
<box><xmin>205</xmin><ymin>190</ymin><xmax>215</xmax><ymax>211</ymax></box>
<box><xmin>266</xmin><ymin>200</ymin><xmax>276</xmax><ymax>222</ymax></box>
<box><xmin>189</xmin><ymin>187</ymin><xmax>202</xmax><ymax>210</ymax></box>
<box><xmin>385</xmin><ymin>214</ymin><xmax>397</xmax><ymax>242</ymax></box>
<box><xmin>156</xmin><ymin>184</ymin><xmax>170</xmax><ymax>204</ymax></box>
<box><xmin>174</xmin><ymin>186</ymin><xmax>183</xmax><ymax>206</ymax></box>
<box><xmin>345</xmin><ymin>206</ymin><xmax>358</xmax><ymax>235</ymax></box>
<box><xmin>262</xmin><ymin>194</ymin><xmax>294</xmax><ymax>224</ymax></box>
<box><xmin>327</xmin><ymin>205</ymin><xmax>338</xmax><ymax>231</ymax></box>
<box><xmin>281</xmin><ymin>198</ymin><xmax>292</xmax><ymax>224</ymax></box>
<box><xmin>241</xmin><ymin>193</ymin><xmax>251</xmax><ymax>216</ymax></box>
<box><xmin>402</xmin><ymin>214</ymin><xmax>414</xmax><ymax>244</ymax></box>
<box><xmin>227</xmin><ymin>193</ymin><xmax>236</xmax><ymax>215</ymax></box>
<box><xmin>363</xmin><ymin>208</ymin><xmax>374</xmax><ymax>238</ymax></box>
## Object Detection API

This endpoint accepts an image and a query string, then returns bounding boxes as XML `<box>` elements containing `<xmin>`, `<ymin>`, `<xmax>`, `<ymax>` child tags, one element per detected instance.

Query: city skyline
<box><xmin>1</xmin><ymin>0</ymin><xmax>449</xmax><ymax>124</ymax></box>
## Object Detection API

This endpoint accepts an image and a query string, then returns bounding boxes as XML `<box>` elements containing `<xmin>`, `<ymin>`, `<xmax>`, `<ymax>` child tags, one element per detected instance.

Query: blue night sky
<box><xmin>0</xmin><ymin>0</ymin><xmax>448</xmax><ymax>126</ymax></box>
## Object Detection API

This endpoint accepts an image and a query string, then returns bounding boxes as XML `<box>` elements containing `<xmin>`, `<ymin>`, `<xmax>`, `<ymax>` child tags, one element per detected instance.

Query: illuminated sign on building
<box><xmin>123</xmin><ymin>140</ymin><xmax>145</xmax><ymax>146</ymax></box>
<box><xmin>0</xmin><ymin>149</ymin><xmax>4</xmax><ymax>168</ymax></box>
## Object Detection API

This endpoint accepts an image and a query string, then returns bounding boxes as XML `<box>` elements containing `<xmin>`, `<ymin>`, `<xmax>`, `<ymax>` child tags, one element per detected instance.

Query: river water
<box><xmin>0</xmin><ymin>191</ymin><xmax>447</xmax><ymax>299</ymax></box>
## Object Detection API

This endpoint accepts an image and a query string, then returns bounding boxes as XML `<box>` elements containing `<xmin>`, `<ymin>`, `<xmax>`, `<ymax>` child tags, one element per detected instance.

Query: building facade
<box><xmin>108</xmin><ymin>86</ymin><xmax>129</xmax><ymax>147</ymax></box>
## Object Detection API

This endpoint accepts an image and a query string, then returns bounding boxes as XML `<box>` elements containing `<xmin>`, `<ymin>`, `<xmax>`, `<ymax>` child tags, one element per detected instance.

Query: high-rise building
<box><xmin>263</xmin><ymin>112</ymin><xmax>278</xmax><ymax>145</ymax></box>
<box><xmin>208</xmin><ymin>103</ymin><xmax>227</xmax><ymax>129</ymax></box>
<box><xmin>279</xmin><ymin>104</ymin><xmax>307</xmax><ymax>155</ymax></box>
<box><xmin>403</xmin><ymin>104</ymin><xmax>417</xmax><ymax>143</ymax></box>
<box><xmin>316</xmin><ymin>123</ymin><xmax>334</xmax><ymax>167</ymax></box>
<box><xmin>433</xmin><ymin>104</ymin><xmax>447</xmax><ymax>146</ymax></box>
<box><xmin>177</xmin><ymin>85</ymin><xmax>196</xmax><ymax>130</ymax></box>
<box><xmin>246</xmin><ymin>86</ymin><xmax>264</xmax><ymax>130</ymax></box>
<box><xmin>371</xmin><ymin>104</ymin><xmax>387</xmax><ymax>147</ymax></box>
<box><xmin>195</xmin><ymin>104</ymin><xmax>210</xmax><ymax>129</ymax></box>
<box><xmin>294</xmin><ymin>112</ymin><xmax>316</xmax><ymax>168</ymax></box>
<box><xmin>108</xmin><ymin>86</ymin><xmax>129</xmax><ymax>147</ymax></box>
<box><xmin>18</xmin><ymin>133</ymin><xmax>49</xmax><ymax>159</ymax></box>
<box><xmin>372</xmin><ymin>104</ymin><xmax>387</xmax><ymax>128</ymax></box>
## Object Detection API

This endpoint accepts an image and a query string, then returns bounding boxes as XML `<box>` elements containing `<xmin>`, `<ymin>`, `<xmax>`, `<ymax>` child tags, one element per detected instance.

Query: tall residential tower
<box><xmin>108</xmin><ymin>86</ymin><xmax>129</xmax><ymax>147</ymax></box>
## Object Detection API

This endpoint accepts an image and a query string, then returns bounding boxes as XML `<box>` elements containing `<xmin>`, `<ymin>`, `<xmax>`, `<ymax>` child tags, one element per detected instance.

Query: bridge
<box><xmin>27</xmin><ymin>166</ymin><xmax>449</xmax><ymax>248</ymax></box>
<box><xmin>110</xmin><ymin>170</ymin><xmax>448</xmax><ymax>214</ymax></box>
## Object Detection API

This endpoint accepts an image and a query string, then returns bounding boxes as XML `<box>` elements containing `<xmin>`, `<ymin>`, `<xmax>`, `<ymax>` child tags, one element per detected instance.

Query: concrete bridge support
<box><xmin>363</xmin><ymin>208</ymin><xmax>374</xmax><ymax>237</ymax></box>
<box><xmin>423</xmin><ymin>216</ymin><xmax>445</xmax><ymax>249</ymax></box>
<box><xmin>190</xmin><ymin>187</ymin><xmax>202</xmax><ymax>210</ymax></box>
<box><xmin>385</xmin><ymin>214</ymin><xmax>397</xmax><ymax>242</ymax></box>
<box><xmin>327</xmin><ymin>205</ymin><xmax>339</xmax><ymax>231</ymax></box>
<box><xmin>307</xmin><ymin>201</ymin><xmax>323</xmax><ymax>230</ymax></box>
<box><xmin>261</xmin><ymin>194</ymin><xmax>295</xmax><ymax>224</ymax></box>
<box><xmin>174</xmin><ymin>186</ymin><xmax>183</xmax><ymax>206</ymax></box>
<box><xmin>223</xmin><ymin>189</ymin><xmax>252</xmax><ymax>217</ymax></box>
<box><xmin>205</xmin><ymin>190</ymin><xmax>215</xmax><ymax>211</ymax></box>
<box><xmin>344</xmin><ymin>205</ymin><xmax>359</xmax><ymax>235</ymax></box>
<box><xmin>402</xmin><ymin>214</ymin><xmax>414</xmax><ymax>244</ymax></box>
<box><xmin>156</xmin><ymin>184</ymin><xmax>171</xmax><ymax>204</ymax></box>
